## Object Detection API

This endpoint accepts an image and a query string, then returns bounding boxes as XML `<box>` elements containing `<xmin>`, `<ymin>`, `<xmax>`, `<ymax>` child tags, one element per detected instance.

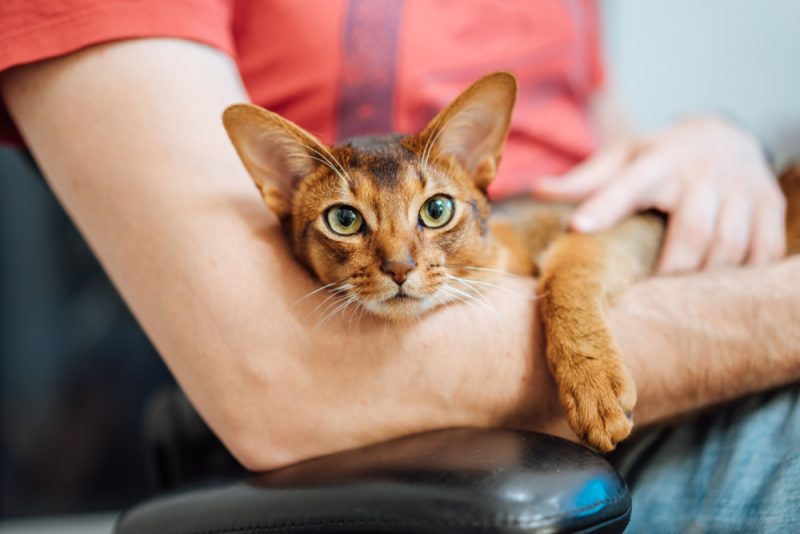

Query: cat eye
<box><xmin>325</xmin><ymin>205</ymin><xmax>364</xmax><ymax>236</ymax></box>
<box><xmin>419</xmin><ymin>195</ymin><xmax>455</xmax><ymax>228</ymax></box>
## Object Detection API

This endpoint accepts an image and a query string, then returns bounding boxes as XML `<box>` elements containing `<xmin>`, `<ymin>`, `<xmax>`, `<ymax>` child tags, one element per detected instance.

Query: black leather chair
<box><xmin>114</xmin><ymin>390</ymin><xmax>631</xmax><ymax>533</ymax></box>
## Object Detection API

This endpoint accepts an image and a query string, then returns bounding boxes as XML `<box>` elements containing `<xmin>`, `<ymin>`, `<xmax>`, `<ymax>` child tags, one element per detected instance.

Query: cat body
<box><xmin>223</xmin><ymin>72</ymin><xmax>799</xmax><ymax>452</ymax></box>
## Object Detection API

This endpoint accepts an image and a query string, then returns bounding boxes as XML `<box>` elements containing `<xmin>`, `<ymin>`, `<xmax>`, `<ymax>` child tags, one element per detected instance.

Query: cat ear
<box><xmin>223</xmin><ymin>103</ymin><xmax>329</xmax><ymax>218</ymax></box>
<box><xmin>420</xmin><ymin>72</ymin><xmax>517</xmax><ymax>191</ymax></box>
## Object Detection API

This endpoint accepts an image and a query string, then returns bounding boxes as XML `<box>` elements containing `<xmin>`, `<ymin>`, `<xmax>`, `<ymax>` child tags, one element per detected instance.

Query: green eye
<box><xmin>419</xmin><ymin>195</ymin><xmax>455</xmax><ymax>228</ymax></box>
<box><xmin>326</xmin><ymin>205</ymin><xmax>364</xmax><ymax>235</ymax></box>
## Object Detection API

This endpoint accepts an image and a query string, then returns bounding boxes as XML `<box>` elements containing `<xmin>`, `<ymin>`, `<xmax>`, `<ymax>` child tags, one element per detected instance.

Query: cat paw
<box><xmin>557</xmin><ymin>361</ymin><xmax>636</xmax><ymax>453</ymax></box>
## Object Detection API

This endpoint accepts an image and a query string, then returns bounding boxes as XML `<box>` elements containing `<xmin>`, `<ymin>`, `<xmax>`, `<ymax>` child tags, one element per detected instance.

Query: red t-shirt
<box><xmin>0</xmin><ymin>0</ymin><xmax>604</xmax><ymax>198</ymax></box>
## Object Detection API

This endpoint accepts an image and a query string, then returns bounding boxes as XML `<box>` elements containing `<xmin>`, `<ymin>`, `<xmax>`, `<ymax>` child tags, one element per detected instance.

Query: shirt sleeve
<box><xmin>0</xmin><ymin>0</ymin><xmax>235</xmax><ymax>146</ymax></box>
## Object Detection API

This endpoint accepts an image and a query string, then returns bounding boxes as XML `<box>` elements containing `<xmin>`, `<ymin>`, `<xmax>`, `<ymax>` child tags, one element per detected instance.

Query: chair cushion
<box><xmin>115</xmin><ymin>428</ymin><xmax>631</xmax><ymax>533</ymax></box>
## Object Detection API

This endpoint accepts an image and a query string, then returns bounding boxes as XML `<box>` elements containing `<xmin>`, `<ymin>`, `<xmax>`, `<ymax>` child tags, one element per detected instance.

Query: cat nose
<box><xmin>381</xmin><ymin>259</ymin><xmax>416</xmax><ymax>285</ymax></box>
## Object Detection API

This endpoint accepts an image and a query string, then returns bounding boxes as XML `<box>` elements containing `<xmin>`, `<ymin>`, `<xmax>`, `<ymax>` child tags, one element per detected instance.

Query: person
<box><xmin>1</xmin><ymin>1</ymin><xmax>797</xmax><ymax>531</ymax></box>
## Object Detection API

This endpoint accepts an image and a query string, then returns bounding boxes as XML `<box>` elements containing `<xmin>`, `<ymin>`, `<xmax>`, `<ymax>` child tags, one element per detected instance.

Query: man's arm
<box><xmin>0</xmin><ymin>39</ymin><xmax>551</xmax><ymax>469</ymax></box>
<box><xmin>612</xmin><ymin>256</ymin><xmax>800</xmax><ymax>425</ymax></box>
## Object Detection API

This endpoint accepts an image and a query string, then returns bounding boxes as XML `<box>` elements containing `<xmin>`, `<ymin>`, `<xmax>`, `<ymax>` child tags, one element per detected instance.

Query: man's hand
<box><xmin>531</xmin><ymin>117</ymin><xmax>786</xmax><ymax>274</ymax></box>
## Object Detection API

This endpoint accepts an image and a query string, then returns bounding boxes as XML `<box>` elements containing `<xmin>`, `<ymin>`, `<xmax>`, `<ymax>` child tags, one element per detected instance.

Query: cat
<box><xmin>222</xmin><ymin>72</ymin><xmax>800</xmax><ymax>452</ymax></box>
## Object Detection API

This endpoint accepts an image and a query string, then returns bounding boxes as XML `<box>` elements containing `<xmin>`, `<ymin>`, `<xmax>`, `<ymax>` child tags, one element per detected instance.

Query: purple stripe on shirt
<box><xmin>336</xmin><ymin>0</ymin><xmax>406</xmax><ymax>142</ymax></box>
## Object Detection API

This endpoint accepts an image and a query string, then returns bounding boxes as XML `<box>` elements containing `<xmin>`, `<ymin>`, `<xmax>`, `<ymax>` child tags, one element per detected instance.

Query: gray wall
<box><xmin>603</xmin><ymin>0</ymin><xmax>800</xmax><ymax>166</ymax></box>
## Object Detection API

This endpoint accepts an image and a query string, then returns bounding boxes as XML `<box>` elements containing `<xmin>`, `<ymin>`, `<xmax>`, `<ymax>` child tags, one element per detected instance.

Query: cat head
<box><xmin>223</xmin><ymin>72</ymin><xmax>517</xmax><ymax>320</ymax></box>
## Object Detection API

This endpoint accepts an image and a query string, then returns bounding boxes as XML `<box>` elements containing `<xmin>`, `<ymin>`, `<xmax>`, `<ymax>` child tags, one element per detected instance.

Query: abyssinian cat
<box><xmin>223</xmin><ymin>72</ymin><xmax>800</xmax><ymax>452</ymax></box>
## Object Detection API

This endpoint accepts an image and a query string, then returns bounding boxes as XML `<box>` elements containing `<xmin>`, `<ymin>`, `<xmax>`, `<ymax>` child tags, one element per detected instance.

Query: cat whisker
<box><xmin>423</xmin><ymin>115</ymin><xmax>462</xmax><ymax>174</ymax></box>
<box><xmin>306</xmin><ymin>283</ymin><xmax>352</xmax><ymax>316</ymax></box>
<box><xmin>420</xmin><ymin>125</ymin><xmax>442</xmax><ymax>177</ymax></box>
<box><xmin>445</xmin><ymin>276</ymin><xmax>490</xmax><ymax>305</ymax></box>
<box><xmin>439</xmin><ymin>286</ymin><xmax>483</xmax><ymax>316</ymax></box>
<box><xmin>442</xmin><ymin>283</ymin><xmax>501</xmax><ymax>324</ymax></box>
<box><xmin>446</xmin><ymin>281</ymin><xmax>503</xmax><ymax>323</ymax></box>
<box><xmin>446</xmin><ymin>274</ymin><xmax>541</xmax><ymax>301</ymax></box>
<box><xmin>293</xmin><ymin>281</ymin><xmax>339</xmax><ymax>307</ymax></box>
<box><xmin>300</xmin><ymin>145</ymin><xmax>357</xmax><ymax>198</ymax></box>
<box><xmin>310</xmin><ymin>292</ymin><xmax>347</xmax><ymax>320</ymax></box>
<box><xmin>314</xmin><ymin>294</ymin><xmax>359</xmax><ymax>332</ymax></box>
<box><xmin>459</xmin><ymin>265</ymin><xmax>518</xmax><ymax>276</ymax></box>
<box><xmin>356</xmin><ymin>304</ymin><xmax>367</xmax><ymax>328</ymax></box>
<box><xmin>440</xmin><ymin>287</ymin><xmax>499</xmax><ymax>327</ymax></box>
<box><xmin>315</xmin><ymin>142</ymin><xmax>351</xmax><ymax>181</ymax></box>
<box><xmin>299</xmin><ymin>140</ymin><xmax>345</xmax><ymax>174</ymax></box>
<box><xmin>346</xmin><ymin>301</ymin><xmax>362</xmax><ymax>328</ymax></box>
<box><xmin>336</xmin><ymin>296</ymin><xmax>360</xmax><ymax>325</ymax></box>
<box><xmin>298</xmin><ymin>153</ymin><xmax>351</xmax><ymax>185</ymax></box>
<box><xmin>291</xmin><ymin>134</ymin><xmax>354</xmax><ymax>190</ymax></box>
<box><xmin>420</xmin><ymin>112</ymin><xmax>459</xmax><ymax>177</ymax></box>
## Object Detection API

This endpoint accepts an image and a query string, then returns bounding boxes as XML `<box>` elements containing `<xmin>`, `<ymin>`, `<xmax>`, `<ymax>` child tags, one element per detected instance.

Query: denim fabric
<box><xmin>611</xmin><ymin>385</ymin><xmax>800</xmax><ymax>533</ymax></box>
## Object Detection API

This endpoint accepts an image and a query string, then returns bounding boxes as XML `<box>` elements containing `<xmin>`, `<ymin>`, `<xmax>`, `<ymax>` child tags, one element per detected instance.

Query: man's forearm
<box><xmin>0</xmin><ymin>38</ymin><xmax>550</xmax><ymax>470</ymax></box>
<box><xmin>611</xmin><ymin>256</ymin><xmax>800</xmax><ymax>426</ymax></box>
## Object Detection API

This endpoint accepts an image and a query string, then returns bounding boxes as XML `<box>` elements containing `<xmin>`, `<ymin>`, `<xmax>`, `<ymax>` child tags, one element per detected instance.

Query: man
<box><xmin>1</xmin><ymin>1</ymin><xmax>797</xmax><ymax>531</ymax></box>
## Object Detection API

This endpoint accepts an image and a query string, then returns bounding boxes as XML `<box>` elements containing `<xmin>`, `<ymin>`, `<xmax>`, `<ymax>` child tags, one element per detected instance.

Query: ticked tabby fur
<box><xmin>223</xmin><ymin>72</ymin><xmax>800</xmax><ymax>452</ymax></box>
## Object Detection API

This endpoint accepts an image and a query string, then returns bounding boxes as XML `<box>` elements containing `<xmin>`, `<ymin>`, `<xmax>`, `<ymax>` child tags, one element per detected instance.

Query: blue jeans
<box><xmin>611</xmin><ymin>385</ymin><xmax>800</xmax><ymax>533</ymax></box>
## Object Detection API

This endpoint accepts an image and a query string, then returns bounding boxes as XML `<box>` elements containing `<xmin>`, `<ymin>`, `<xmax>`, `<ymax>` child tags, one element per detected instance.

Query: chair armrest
<box><xmin>115</xmin><ymin>427</ymin><xmax>631</xmax><ymax>533</ymax></box>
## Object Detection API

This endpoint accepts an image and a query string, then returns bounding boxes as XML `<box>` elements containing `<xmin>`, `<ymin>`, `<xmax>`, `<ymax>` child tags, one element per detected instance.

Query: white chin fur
<box><xmin>359</xmin><ymin>290</ymin><xmax>455</xmax><ymax>321</ymax></box>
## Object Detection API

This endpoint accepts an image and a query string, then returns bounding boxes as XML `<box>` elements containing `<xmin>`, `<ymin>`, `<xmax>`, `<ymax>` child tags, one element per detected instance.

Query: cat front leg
<box><xmin>537</xmin><ymin>215</ymin><xmax>663</xmax><ymax>452</ymax></box>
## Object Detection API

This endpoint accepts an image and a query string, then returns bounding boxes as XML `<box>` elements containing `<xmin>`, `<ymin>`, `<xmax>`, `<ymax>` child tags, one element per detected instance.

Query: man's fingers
<box><xmin>530</xmin><ymin>144</ymin><xmax>630</xmax><ymax>202</ymax></box>
<box><xmin>657</xmin><ymin>180</ymin><xmax>720</xmax><ymax>275</ymax></box>
<box><xmin>702</xmin><ymin>191</ymin><xmax>751</xmax><ymax>269</ymax></box>
<box><xmin>571</xmin><ymin>153</ymin><xmax>663</xmax><ymax>232</ymax></box>
<box><xmin>747</xmin><ymin>188</ymin><xmax>787</xmax><ymax>265</ymax></box>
